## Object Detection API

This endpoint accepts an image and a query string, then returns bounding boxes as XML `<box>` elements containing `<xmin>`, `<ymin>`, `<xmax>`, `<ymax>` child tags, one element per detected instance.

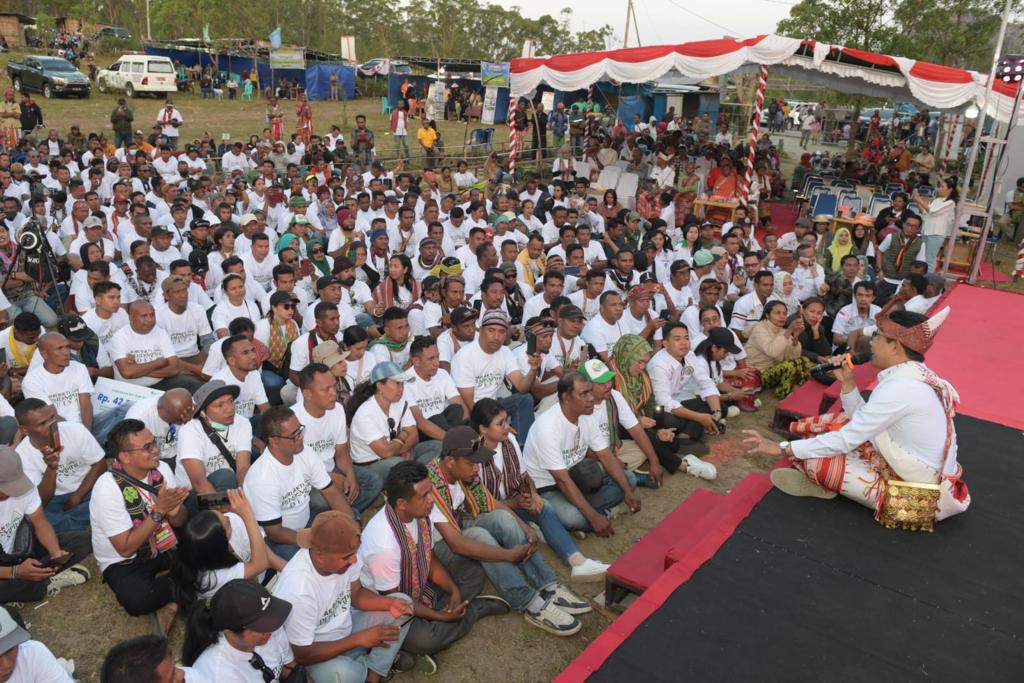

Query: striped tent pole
<box><xmin>584</xmin><ymin>84</ymin><xmax>597</xmax><ymax>154</ymax></box>
<box><xmin>508</xmin><ymin>96</ymin><xmax>521</xmax><ymax>176</ymax></box>
<box><xmin>938</xmin><ymin>114</ymin><xmax>959</xmax><ymax>176</ymax></box>
<box><xmin>740</xmin><ymin>64</ymin><xmax>768</xmax><ymax>207</ymax></box>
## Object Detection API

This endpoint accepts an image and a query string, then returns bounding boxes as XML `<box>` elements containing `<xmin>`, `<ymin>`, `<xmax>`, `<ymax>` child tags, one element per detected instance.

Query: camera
<box><xmin>17</xmin><ymin>218</ymin><xmax>46</xmax><ymax>253</ymax></box>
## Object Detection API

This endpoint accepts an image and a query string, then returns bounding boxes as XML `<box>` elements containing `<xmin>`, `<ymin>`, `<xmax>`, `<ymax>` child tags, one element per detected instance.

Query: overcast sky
<box><xmin>513</xmin><ymin>0</ymin><xmax>795</xmax><ymax>50</ymax></box>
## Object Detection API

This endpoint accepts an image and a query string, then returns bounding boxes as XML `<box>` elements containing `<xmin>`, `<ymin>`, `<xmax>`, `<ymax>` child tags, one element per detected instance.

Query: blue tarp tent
<box><xmin>304</xmin><ymin>64</ymin><xmax>356</xmax><ymax>100</ymax></box>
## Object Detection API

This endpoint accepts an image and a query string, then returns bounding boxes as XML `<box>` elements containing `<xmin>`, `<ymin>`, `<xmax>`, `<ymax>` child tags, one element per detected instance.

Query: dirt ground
<box><xmin>22</xmin><ymin>403</ymin><xmax>782</xmax><ymax>683</ymax></box>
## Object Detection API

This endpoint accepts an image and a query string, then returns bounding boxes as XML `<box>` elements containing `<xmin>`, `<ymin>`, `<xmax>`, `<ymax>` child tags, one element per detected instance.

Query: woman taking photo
<box><xmin>373</xmin><ymin>254</ymin><xmax>420</xmax><ymax>311</ymax></box>
<box><xmin>470</xmin><ymin>399</ymin><xmax>610</xmax><ymax>581</ymax></box>
<box><xmin>254</xmin><ymin>291</ymin><xmax>301</xmax><ymax>390</ymax></box>
<box><xmin>913</xmin><ymin>175</ymin><xmax>959</xmax><ymax>271</ymax></box>
<box><xmin>745</xmin><ymin>300</ymin><xmax>811</xmax><ymax>397</ymax></box>
<box><xmin>181</xmin><ymin>578</ymin><xmax>300</xmax><ymax>681</ymax></box>
<box><xmin>172</xmin><ymin>489</ymin><xmax>277</xmax><ymax>610</ymax></box>
<box><xmin>348</xmin><ymin>361</ymin><xmax>427</xmax><ymax>481</ymax></box>
<box><xmin>211</xmin><ymin>273</ymin><xmax>262</xmax><ymax>337</ymax></box>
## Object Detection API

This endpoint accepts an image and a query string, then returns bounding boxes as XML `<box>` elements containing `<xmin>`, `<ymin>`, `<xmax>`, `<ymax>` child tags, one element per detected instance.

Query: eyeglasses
<box><xmin>270</xmin><ymin>425</ymin><xmax>304</xmax><ymax>441</ymax></box>
<box><xmin>124</xmin><ymin>440</ymin><xmax>160</xmax><ymax>453</ymax></box>
<box><xmin>248</xmin><ymin>652</ymin><xmax>276</xmax><ymax>683</ymax></box>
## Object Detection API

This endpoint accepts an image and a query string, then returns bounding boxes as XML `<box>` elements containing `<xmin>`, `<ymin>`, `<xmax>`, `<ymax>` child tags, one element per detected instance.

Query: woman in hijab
<box><xmin>824</xmin><ymin>227</ymin><xmax>856</xmax><ymax>274</ymax></box>
<box><xmin>768</xmin><ymin>270</ymin><xmax>801</xmax><ymax>316</ymax></box>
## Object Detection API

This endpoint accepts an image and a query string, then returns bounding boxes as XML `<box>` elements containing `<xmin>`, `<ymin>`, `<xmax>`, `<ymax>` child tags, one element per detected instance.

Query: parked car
<box><xmin>96</xmin><ymin>54</ymin><xmax>176</xmax><ymax>98</ymax></box>
<box><xmin>6</xmin><ymin>55</ymin><xmax>91</xmax><ymax>98</ymax></box>
<box><xmin>96</xmin><ymin>27</ymin><xmax>131</xmax><ymax>40</ymax></box>
<box><xmin>358</xmin><ymin>58</ymin><xmax>412</xmax><ymax>77</ymax></box>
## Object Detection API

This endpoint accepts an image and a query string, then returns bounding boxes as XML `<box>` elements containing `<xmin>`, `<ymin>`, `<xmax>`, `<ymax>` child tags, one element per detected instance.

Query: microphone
<box><xmin>809</xmin><ymin>352</ymin><xmax>870</xmax><ymax>375</ymax></box>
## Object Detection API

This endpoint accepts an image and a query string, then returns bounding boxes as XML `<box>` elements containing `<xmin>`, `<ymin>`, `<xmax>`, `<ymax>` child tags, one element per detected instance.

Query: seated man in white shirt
<box><xmin>211</xmin><ymin>334</ymin><xmax>271</xmax><ymax>427</ymax></box>
<box><xmin>272</xmin><ymin>511</ymin><xmax>413</xmax><ymax>683</ymax></box>
<box><xmin>176</xmin><ymin>380</ymin><xmax>253</xmax><ymax>498</ymax></box>
<box><xmin>108</xmin><ymin>301</ymin><xmax>204</xmax><ymax>393</ymax></box>
<box><xmin>15</xmin><ymin>398</ymin><xmax>106</xmax><ymax>532</ymax></box>
<box><xmin>581</xmin><ymin>291</ymin><xmax>626</xmax><ymax>361</ymax></box>
<box><xmin>0</xmin><ymin>445</ymin><xmax>92</xmax><ymax>606</ymax></box>
<box><xmin>405</xmin><ymin>336</ymin><xmax>468</xmax><ymax>444</ymax></box>
<box><xmin>729</xmin><ymin>269</ymin><xmax>775</xmax><ymax>341</ymax></box>
<box><xmin>21</xmin><ymin>333</ymin><xmax>94</xmax><ymax>429</ymax></box>
<box><xmin>646</xmin><ymin>322</ymin><xmax>723</xmax><ymax>457</ymax></box>
<box><xmin>155</xmin><ymin>275</ymin><xmax>214</xmax><ymax>382</ymax></box>
<box><xmin>243</xmin><ymin>406</ymin><xmax>352</xmax><ymax>561</ymax></box>
<box><xmin>832</xmin><ymin>281</ymin><xmax>881</xmax><ymax>352</ymax></box>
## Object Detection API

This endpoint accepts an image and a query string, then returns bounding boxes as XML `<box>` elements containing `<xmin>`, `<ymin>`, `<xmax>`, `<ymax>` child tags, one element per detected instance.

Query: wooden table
<box><xmin>694</xmin><ymin>199</ymin><xmax>738</xmax><ymax>225</ymax></box>
<box><xmin>829</xmin><ymin>216</ymin><xmax>857</xmax><ymax>233</ymax></box>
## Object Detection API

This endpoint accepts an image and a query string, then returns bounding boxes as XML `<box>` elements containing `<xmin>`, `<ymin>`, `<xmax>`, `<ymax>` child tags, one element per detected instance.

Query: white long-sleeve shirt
<box><xmin>791</xmin><ymin>364</ymin><xmax>953</xmax><ymax>475</ymax></box>
<box><xmin>647</xmin><ymin>348</ymin><xmax>719</xmax><ymax>412</ymax></box>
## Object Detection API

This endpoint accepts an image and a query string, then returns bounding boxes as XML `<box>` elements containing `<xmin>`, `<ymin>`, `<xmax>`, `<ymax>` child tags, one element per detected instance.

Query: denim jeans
<box><xmin>394</xmin><ymin>134</ymin><xmax>409</xmax><ymax>160</ymax></box>
<box><xmin>306</xmin><ymin>597</ymin><xmax>412</xmax><ymax>683</ymax></box>
<box><xmin>45</xmin><ymin>491</ymin><xmax>92</xmax><ymax>532</ymax></box>
<box><xmin>539</xmin><ymin>471</ymin><xmax>637</xmax><ymax>532</ymax></box>
<box><xmin>260</xmin><ymin>368</ymin><xmax>287</xmax><ymax>388</ymax></box>
<box><xmin>43</xmin><ymin>284</ymin><xmax>68</xmax><ymax>322</ymax></box>
<box><xmin>309</xmin><ymin>466</ymin><xmax>382</xmax><ymax>520</ymax></box>
<box><xmin>514</xmin><ymin>501</ymin><xmax>577</xmax><ymax>563</ymax></box>
<box><xmin>922</xmin><ymin>233</ymin><xmax>945</xmax><ymax>272</ymax></box>
<box><xmin>445</xmin><ymin>509</ymin><xmax>558</xmax><ymax>612</ymax></box>
<box><xmin>92</xmin><ymin>403</ymin><xmax>131</xmax><ymax>450</ymax></box>
<box><xmin>498</xmin><ymin>393</ymin><xmax>534</xmax><ymax>449</ymax></box>
<box><xmin>114</xmin><ymin>132</ymin><xmax>132</xmax><ymax>149</ymax></box>
<box><xmin>9</xmin><ymin>293</ymin><xmax>59</xmax><ymax>328</ymax></box>
<box><xmin>401</xmin><ymin>553</ymin><xmax>486</xmax><ymax>655</ymax></box>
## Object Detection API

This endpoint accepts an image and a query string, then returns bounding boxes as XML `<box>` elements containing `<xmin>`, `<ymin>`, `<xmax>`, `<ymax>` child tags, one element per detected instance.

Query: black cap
<box><xmin>441</xmin><ymin>426</ymin><xmax>495</xmax><ymax>463</ymax></box>
<box><xmin>450</xmin><ymin>306</ymin><xmax>479</xmax><ymax>325</ymax></box>
<box><xmin>316</xmin><ymin>275</ymin><xmax>342</xmax><ymax>290</ymax></box>
<box><xmin>557</xmin><ymin>304</ymin><xmax>584</xmax><ymax>320</ymax></box>
<box><xmin>695</xmin><ymin>327</ymin><xmax>742</xmax><ymax>356</ymax></box>
<box><xmin>270</xmin><ymin>290</ymin><xmax>300</xmax><ymax>307</ymax></box>
<box><xmin>210</xmin><ymin>579</ymin><xmax>292</xmax><ymax>633</ymax></box>
<box><xmin>58</xmin><ymin>314</ymin><xmax>93</xmax><ymax>342</ymax></box>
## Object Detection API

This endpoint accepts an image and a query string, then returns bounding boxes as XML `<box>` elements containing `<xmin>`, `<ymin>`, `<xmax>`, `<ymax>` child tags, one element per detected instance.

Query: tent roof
<box><xmin>510</xmin><ymin>35</ymin><xmax>1021</xmax><ymax>123</ymax></box>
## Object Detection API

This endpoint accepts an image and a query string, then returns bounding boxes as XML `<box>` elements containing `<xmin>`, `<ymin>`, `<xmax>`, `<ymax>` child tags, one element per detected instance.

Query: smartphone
<box><xmin>197</xmin><ymin>492</ymin><xmax>231</xmax><ymax>510</ymax></box>
<box><xmin>395</xmin><ymin>613</ymin><xmax>416</xmax><ymax>628</ymax></box>
<box><xmin>0</xmin><ymin>349</ymin><xmax>6</xmax><ymax>365</ymax></box>
<box><xmin>564</xmin><ymin>266</ymin><xmax>580</xmax><ymax>276</ymax></box>
<box><xmin>48</xmin><ymin>421</ymin><xmax>61</xmax><ymax>452</ymax></box>
<box><xmin>653</xmin><ymin>405</ymin><xmax>665</xmax><ymax>429</ymax></box>
<box><xmin>659</xmin><ymin>310</ymin><xmax>671</xmax><ymax>321</ymax></box>
<box><xmin>525</xmin><ymin>331</ymin><xmax>537</xmax><ymax>356</ymax></box>
<box><xmin>300</xmin><ymin>259</ymin><xmax>313</xmax><ymax>277</ymax></box>
<box><xmin>39</xmin><ymin>554</ymin><xmax>74</xmax><ymax>572</ymax></box>
<box><xmin>587</xmin><ymin>343</ymin><xmax>600</xmax><ymax>360</ymax></box>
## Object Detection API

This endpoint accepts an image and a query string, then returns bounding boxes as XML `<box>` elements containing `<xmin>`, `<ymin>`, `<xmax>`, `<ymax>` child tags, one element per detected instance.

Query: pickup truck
<box><xmin>7</xmin><ymin>56</ymin><xmax>91</xmax><ymax>98</ymax></box>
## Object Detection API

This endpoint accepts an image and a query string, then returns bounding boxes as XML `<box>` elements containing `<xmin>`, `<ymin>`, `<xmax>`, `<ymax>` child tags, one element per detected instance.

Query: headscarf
<box><xmin>309</xmin><ymin>239</ymin><xmax>331</xmax><ymax>276</ymax></box>
<box><xmin>274</xmin><ymin>232</ymin><xmax>301</xmax><ymax>255</ymax></box>
<box><xmin>771</xmin><ymin>271</ymin><xmax>800</xmax><ymax>316</ymax></box>
<box><xmin>610</xmin><ymin>334</ymin><xmax>655</xmax><ymax>417</ymax></box>
<box><xmin>825</xmin><ymin>227</ymin><xmax>854</xmax><ymax>272</ymax></box>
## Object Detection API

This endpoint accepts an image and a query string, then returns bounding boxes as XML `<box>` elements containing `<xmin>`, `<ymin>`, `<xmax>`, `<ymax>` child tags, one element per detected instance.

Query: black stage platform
<box><xmin>590</xmin><ymin>415</ymin><xmax>1024</xmax><ymax>682</ymax></box>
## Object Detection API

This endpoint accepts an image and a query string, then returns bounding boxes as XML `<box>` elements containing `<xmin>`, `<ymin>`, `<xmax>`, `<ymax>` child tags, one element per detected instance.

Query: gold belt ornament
<box><xmin>876</xmin><ymin>480</ymin><xmax>941</xmax><ymax>533</ymax></box>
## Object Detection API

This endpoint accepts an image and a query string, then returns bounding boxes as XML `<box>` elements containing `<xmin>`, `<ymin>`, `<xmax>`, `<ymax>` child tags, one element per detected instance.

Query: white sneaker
<box><xmin>726</xmin><ymin>405</ymin><xmax>741</xmax><ymax>418</ymax></box>
<box><xmin>527</xmin><ymin>522</ymin><xmax>547</xmax><ymax>545</ymax></box>
<box><xmin>684</xmin><ymin>454</ymin><xmax>717</xmax><ymax>480</ymax></box>
<box><xmin>525</xmin><ymin>598</ymin><xmax>582</xmax><ymax>636</ymax></box>
<box><xmin>542</xmin><ymin>584</ymin><xmax>592</xmax><ymax>615</ymax></box>
<box><xmin>570</xmin><ymin>558</ymin><xmax>610</xmax><ymax>582</ymax></box>
<box><xmin>46</xmin><ymin>563</ymin><xmax>90</xmax><ymax>597</ymax></box>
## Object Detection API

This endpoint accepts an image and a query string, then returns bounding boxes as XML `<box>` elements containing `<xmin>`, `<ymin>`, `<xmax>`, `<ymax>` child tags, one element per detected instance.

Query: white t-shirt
<box><xmin>292</xmin><ymin>402</ymin><xmax>348</xmax><ymax>472</ymax></box>
<box><xmin>0</xmin><ymin>328</ymin><xmax>42</xmax><ymax>370</ymax></box>
<box><xmin>89</xmin><ymin>462</ymin><xmax>176</xmax><ymax>570</ymax></box>
<box><xmin>202</xmin><ymin>337</ymin><xmax>228</xmax><ymax>377</ymax></box>
<box><xmin>485</xmin><ymin>438</ymin><xmax>526</xmax><ymax>501</ymax></box>
<box><xmin>176</xmin><ymin>419</ymin><xmax>253</xmax><ymax>489</ymax></box>
<box><xmin>349</xmin><ymin>398</ymin><xmax>415</xmax><ymax>464</ymax></box>
<box><xmin>436</xmin><ymin>330</ymin><xmax>475</xmax><ymax>366</ymax></box>
<box><xmin>274</xmin><ymin>548</ymin><xmax>362</xmax><ymax>644</ymax></box>
<box><xmin>82</xmin><ymin>308</ymin><xmax>129</xmax><ymax>347</ymax></box>
<box><xmin>211</xmin><ymin>367</ymin><xmax>268</xmax><ymax>420</ymax></box>
<box><xmin>108</xmin><ymin>325</ymin><xmax>176</xmax><ymax>387</ymax></box>
<box><xmin>581</xmin><ymin>315</ymin><xmax>626</xmax><ymax>356</ymax></box>
<box><xmin>243</xmin><ymin>449</ymin><xmax>331</xmax><ymax>530</ymax></box>
<box><xmin>156</xmin><ymin>302</ymin><xmax>213</xmax><ymax>357</ymax></box>
<box><xmin>21</xmin><ymin>361</ymin><xmax>93</xmax><ymax>425</ymax></box>
<box><xmin>358</xmin><ymin>506</ymin><xmax>420</xmax><ymax>592</ymax></box>
<box><xmin>211</xmin><ymin>299</ymin><xmax>262</xmax><ymax>334</ymax></box>
<box><xmin>580</xmin><ymin>390</ymin><xmax>639</xmax><ymax>452</ymax></box>
<box><xmin>404</xmin><ymin>368</ymin><xmax>459</xmax><ymax>420</ymax></box>
<box><xmin>192</xmin><ymin>629</ymin><xmax>293</xmax><ymax>683</ymax></box>
<box><xmin>0</xmin><ymin>488</ymin><xmax>42</xmax><ymax>554</ymax></box>
<box><xmin>451</xmin><ymin>341</ymin><xmax>518</xmax><ymax>401</ymax></box>
<box><xmin>5</xmin><ymin>640</ymin><xmax>74</xmax><ymax>683</ymax></box>
<box><xmin>833</xmin><ymin>303</ymin><xmax>881</xmax><ymax>337</ymax></box>
<box><xmin>408</xmin><ymin>300</ymin><xmax>442</xmax><ymax>336</ymax></box>
<box><xmin>18</xmin><ymin>422</ymin><xmax>104</xmax><ymax>496</ymax></box>
<box><xmin>523</xmin><ymin>405</ymin><xmax>601</xmax><ymax>489</ymax></box>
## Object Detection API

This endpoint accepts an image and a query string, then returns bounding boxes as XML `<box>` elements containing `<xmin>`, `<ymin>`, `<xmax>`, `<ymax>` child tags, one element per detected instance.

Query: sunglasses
<box><xmin>278</xmin><ymin>303</ymin><xmax>294</xmax><ymax>310</ymax></box>
<box><xmin>271</xmin><ymin>425</ymin><xmax>305</xmax><ymax>441</ymax></box>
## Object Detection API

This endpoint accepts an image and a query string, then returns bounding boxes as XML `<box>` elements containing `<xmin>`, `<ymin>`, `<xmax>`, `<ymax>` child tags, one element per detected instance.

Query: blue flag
<box><xmin>269</xmin><ymin>27</ymin><xmax>282</xmax><ymax>49</ymax></box>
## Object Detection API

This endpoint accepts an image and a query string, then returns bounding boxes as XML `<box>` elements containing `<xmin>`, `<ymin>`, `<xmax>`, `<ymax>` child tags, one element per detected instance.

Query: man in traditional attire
<box><xmin>743</xmin><ymin>305</ymin><xmax>970</xmax><ymax>527</ymax></box>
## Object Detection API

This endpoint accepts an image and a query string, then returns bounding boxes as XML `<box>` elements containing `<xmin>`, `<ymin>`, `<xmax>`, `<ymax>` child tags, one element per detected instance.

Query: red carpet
<box><xmin>923</xmin><ymin>283</ymin><xmax>1024</xmax><ymax>429</ymax></box>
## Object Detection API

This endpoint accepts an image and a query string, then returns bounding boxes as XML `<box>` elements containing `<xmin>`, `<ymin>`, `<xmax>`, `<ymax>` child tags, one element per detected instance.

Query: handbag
<box><xmin>568</xmin><ymin>459</ymin><xmax>606</xmax><ymax>508</ymax></box>
<box><xmin>0</xmin><ymin>518</ymin><xmax>34</xmax><ymax>567</ymax></box>
<box><xmin>876</xmin><ymin>480</ymin><xmax>940</xmax><ymax>533</ymax></box>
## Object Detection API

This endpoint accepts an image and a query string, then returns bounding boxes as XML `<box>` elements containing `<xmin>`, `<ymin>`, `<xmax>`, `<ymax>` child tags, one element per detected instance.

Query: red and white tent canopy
<box><xmin>510</xmin><ymin>34</ymin><xmax>1021</xmax><ymax>123</ymax></box>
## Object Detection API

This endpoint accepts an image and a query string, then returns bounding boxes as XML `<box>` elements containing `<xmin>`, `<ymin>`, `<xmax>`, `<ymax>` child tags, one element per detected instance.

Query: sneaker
<box><xmin>524</xmin><ymin>598</ymin><xmax>582</xmax><ymax>636</ymax></box>
<box><xmin>571</xmin><ymin>530</ymin><xmax>587</xmax><ymax>540</ymax></box>
<box><xmin>683</xmin><ymin>454</ymin><xmax>717</xmax><ymax>480</ymax></box>
<box><xmin>46</xmin><ymin>563</ymin><xmax>89</xmax><ymax>597</ymax></box>
<box><xmin>471</xmin><ymin>595</ymin><xmax>511</xmax><ymax>618</ymax></box>
<box><xmin>570</xmin><ymin>558</ymin><xmax>610</xmax><ymax>582</ymax></box>
<box><xmin>541</xmin><ymin>584</ymin><xmax>592</xmax><ymax>615</ymax></box>
<box><xmin>392</xmin><ymin>651</ymin><xmax>417</xmax><ymax>673</ymax></box>
<box><xmin>415</xmin><ymin>654</ymin><xmax>438</xmax><ymax>676</ymax></box>
<box><xmin>770</xmin><ymin>468</ymin><xmax>837</xmax><ymax>499</ymax></box>
<box><xmin>726</xmin><ymin>405</ymin><xmax>741</xmax><ymax>418</ymax></box>
<box><xmin>528</xmin><ymin>521</ymin><xmax>547</xmax><ymax>545</ymax></box>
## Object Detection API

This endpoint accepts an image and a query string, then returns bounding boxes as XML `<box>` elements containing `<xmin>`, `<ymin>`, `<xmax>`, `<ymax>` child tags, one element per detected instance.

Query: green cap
<box><xmin>579</xmin><ymin>358</ymin><xmax>615</xmax><ymax>384</ymax></box>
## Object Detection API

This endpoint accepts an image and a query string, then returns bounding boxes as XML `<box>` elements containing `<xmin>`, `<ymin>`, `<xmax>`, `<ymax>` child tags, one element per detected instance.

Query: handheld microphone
<box><xmin>809</xmin><ymin>352</ymin><xmax>870</xmax><ymax>375</ymax></box>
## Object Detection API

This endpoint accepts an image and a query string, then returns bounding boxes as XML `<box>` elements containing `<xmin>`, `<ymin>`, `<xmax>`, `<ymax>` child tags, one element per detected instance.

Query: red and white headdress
<box><xmin>875</xmin><ymin>304</ymin><xmax>950</xmax><ymax>354</ymax></box>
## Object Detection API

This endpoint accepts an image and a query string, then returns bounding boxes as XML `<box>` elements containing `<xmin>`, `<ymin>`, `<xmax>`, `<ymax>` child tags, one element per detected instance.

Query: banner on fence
<box><xmin>270</xmin><ymin>47</ymin><xmax>305</xmax><ymax>70</ymax></box>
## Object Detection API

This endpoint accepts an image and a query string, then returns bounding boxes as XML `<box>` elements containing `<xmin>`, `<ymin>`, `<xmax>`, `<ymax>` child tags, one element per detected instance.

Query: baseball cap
<box><xmin>0</xmin><ymin>608</ymin><xmax>29</xmax><ymax>655</ymax></box>
<box><xmin>450</xmin><ymin>306</ymin><xmax>479</xmax><ymax>326</ymax></box>
<box><xmin>311</xmin><ymin>340</ymin><xmax>350</xmax><ymax>367</ymax></box>
<box><xmin>58</xmin><ymin>314</ymin><xmax>93</xmax><ymax>342</ymax></box>
<box><xmin>289</xmin><ymin>214</ymin><xmax>310</xmax><ymax>226</ymax></box>
<box><xmin>479</xmin><ymin>309</ymin><xmax>510</xmax><ymax>329</ymax></box>
<box><xmin>239</xmin><ymin>213</ymin><xmax>258</xmax><ymax>226</ymax></box>
<box><xmin>193</xmin><ymin>379</ymin><xmax>241</xmax><ymax>418</ymax></box>
<box><xmin>210</xmin><ymin>579</ymin><xmax>292</xmax><ymax>633</ymax></box>
<box><xmin>369</xmin><ymin>361</ymin><xmax>411</xmax><ymax>383</ymax></box>
<box><xmin>795</xmin><ymin>217</ymin><xmax>812</xmax><ymax>228</ymax></box>
<box><xmin>316</xmin><ymin>275</ymin><xmax>341</xmax><ymax>291</ymax></box>
<box><xmin>83</xmin><ymin>215</ymin><xmax>104</xmax><ymax>230</ymax></box>
<box><xmin>441</xmin><ymin>426</ymin><xmax>495</xmax><ymax>463</ymax></box>
<box><xmin>269</xmin><ymin>290</ymin><xmax>300</xmax><ymax>307</ymax></box>
<box><xmin>692</xmin><ymin>249</ymin><xmax>720</xmax><ymax>267</ymax></box>
<box><xmin>0</xmin><ymin>446</ymin><xmax>33</xmax><ymax>498</ymax></box>
<box><xmin>288</xmin><ymin>195</ymin><xmax>308</xmax><ymax>207</ymax></box>
<box><xmin>161</xmin><ymin>274</ymin><xmax>190</xmax><ymax>293</ymax></box>
<box><xmin>695</xmin><ymin>327</ymin><xmax>742</xmax><ymax>356</ymax></box>
<box><xmin>150</xmin><ymin>225</ymin><xmax>171</xmax><ymax>238</ymax></box>
<box><xmin>557</xmin><ymin>304</ymin><xmax>584</xmax><ymax>320</ymax></box>
<box><xmin>296</xmin><ymin>510</ymin><xmax>361</xmax><ymax>555</ymax></box>
<box><xmin>579</xmin><ymin>358</ymin><xmax>615</xmax><ymax>384</ymax></box>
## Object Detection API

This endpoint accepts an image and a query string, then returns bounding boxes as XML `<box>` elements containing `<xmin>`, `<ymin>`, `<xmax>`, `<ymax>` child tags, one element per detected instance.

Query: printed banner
<box><xmin>270</xmin><ymin>47</ymin><xmax>305</xmax><ymax>70</ymax></box>
<box><xmin>481</xmin><ymin>62</ymin><xmax>511</xmax><ymax>88</ymax></box>
<box><xmin>482</xmin><ymin>87</ymin><xmax>498</xmax><ymax>125</ymax></box>
<box><xmin>92</xmin><ymin>378</ymin><xmax>163</xmax><ymax>414</ymax></box>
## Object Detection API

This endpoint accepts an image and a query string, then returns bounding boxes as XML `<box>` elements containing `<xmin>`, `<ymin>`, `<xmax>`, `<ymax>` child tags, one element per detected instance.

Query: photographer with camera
<box><xmin>0</xmin><ymin>222</ymin><xmax>60</xmax><ymax>329</ymax></box>
<box><xmin>156</xmin><ymin>100</ymin><xmax>183</xmax><ymax>150</ymax></box>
